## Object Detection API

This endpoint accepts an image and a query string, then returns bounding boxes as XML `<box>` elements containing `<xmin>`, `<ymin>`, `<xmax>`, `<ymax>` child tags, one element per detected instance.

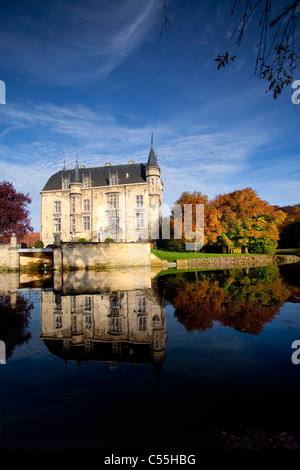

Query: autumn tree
<box><xmin>0</xmin><ymin>295</ymin><xmax>33</xmax><ymax>359</ymax></box>
<box><xmin>211</xmin><ymin>187</ymin><xmax>286</xmax><ymax>254</ymax></box>
<box><xmin>0</xmin><ymin>181</ymin><xmax>33</xmax><ymax>243</ymax></box>
<box><xmin>275</xmin><ymin>204</ymin><xmax>300</xmax><ymax>247</ymax></box>
<box><xmin>167</xmin><ymin>266</ymin><xmax>291</xmax><ymax>335</ymax></box>
<box><xmin>166</xmin><ymin>191</ymin><xmax>223</xmax><ymax>251</ymax></box>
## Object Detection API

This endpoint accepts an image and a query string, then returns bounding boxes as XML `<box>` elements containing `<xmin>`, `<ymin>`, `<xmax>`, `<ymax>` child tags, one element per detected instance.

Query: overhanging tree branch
<box><xmin>216</xmin><ymin>0</ymin><xmax>300</xmax><ymax>99</ymax></box>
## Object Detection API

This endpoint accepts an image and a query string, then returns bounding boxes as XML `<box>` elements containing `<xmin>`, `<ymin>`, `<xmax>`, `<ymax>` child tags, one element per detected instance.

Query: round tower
<box><xmin>145</xmin><ymin>134</ymin><xmax>163</xmax><ymax>245</ymax></box>
<box><xmin>145</xmin><ymin>134</ymin><xmax>162</xmax><ymax>207</ymax></box>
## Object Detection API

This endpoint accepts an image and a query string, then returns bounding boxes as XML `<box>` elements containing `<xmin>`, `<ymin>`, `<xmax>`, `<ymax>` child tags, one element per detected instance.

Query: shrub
<box><xmin>104</xmin><ymin>237</ymin><xmax>114</xmax><ymax>243</ymax></box>
<box><xmin>34</xmin><ymin>240</ymin><xmax>44</xmax><ymax>248</ymax></box>
<box><xmin>248</xmin><ymin>238</ymin><xmax>277</xmax><ymax>255</ymax></box>
<box><xmin>20</xmin><ymin>242</ymin><xmax>27</xmax><ymax>248</ymax></box>
<box><xmin>78</xmin><ymin>238</ymin><xmax>87</xmax><ymax>243</ymax></box>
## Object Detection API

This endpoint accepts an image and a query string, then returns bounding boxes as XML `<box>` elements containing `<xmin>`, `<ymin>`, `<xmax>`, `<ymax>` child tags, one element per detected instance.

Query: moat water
<box><xmin>0</xmin><ymin>262</ymin><xmax>300</xmax><ymax>452</ymax></box>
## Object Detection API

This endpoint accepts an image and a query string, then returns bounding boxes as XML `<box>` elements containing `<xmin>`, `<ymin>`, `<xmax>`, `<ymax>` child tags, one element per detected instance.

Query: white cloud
<box><xmin>0</xmin><ymin>97</ymin><xmax>298</xmax><ymax>231</ymax></box>
<box><xmin>0</xmin><ymin>0</ymin><xmax>160</xmax><ymax>85</ymax></box>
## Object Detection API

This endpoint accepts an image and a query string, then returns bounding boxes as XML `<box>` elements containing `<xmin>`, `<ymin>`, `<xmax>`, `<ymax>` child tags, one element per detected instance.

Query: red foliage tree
<box><xmin>0</xmin><ymin>181</ymin><xmax>33</xmax><ymax>243</ymax></box>
<box><xmin>0</xmin><ymin>295</ymin><xmax>33</xmax><ymax>359</ymax></box>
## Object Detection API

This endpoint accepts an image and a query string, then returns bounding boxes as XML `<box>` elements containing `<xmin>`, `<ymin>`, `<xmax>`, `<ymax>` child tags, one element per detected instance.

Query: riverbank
<box><xmin>0</xmin><ymin>238</ymin><xmax>299</xmax><ymax>272</ymax></box>
<box><xmin>151</xmin><ymin>249</ymin><xmax>300</xmax><ymax>271</ymax></box>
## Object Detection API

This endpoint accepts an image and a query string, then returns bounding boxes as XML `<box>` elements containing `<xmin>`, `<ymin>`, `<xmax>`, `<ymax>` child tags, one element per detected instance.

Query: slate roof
<box><xmin>71</xmin><ymin>161</ymin><xmax>81</xmax><ymax>183</ymax></box>
<box><xmin>42</xmin><ymin>162</ymin><xmax>148</xmax><ymax>191</ymax></box>
<box><xmin>147</xmin><ymin>145</ymin><xmax>158</xmax><ymax>167</ymax></box>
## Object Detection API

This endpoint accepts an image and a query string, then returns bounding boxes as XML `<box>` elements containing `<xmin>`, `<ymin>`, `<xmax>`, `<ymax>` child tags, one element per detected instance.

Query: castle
<box><xmin>40</xmin><ymin>140</ymin><xmax>163</xmax><ymax>247</ymax></box>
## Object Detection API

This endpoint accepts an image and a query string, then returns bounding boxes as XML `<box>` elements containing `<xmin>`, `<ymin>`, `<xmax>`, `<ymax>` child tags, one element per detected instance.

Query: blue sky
<box><xmin>0</xmin><ymin>0</ymin><xmax>299</xmax><ymax>231</ymax></box>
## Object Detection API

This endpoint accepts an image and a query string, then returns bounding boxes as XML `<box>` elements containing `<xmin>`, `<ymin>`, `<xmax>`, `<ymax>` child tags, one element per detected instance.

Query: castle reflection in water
<box><xmin>38</xmin><ymin>268</ymin><xmax>167</xmax><ymax>368</ymax></box>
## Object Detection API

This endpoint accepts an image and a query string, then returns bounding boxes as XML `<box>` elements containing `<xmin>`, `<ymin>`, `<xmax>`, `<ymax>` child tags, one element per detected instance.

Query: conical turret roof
<box><xmin>146</xmin><ymin>145</ymin><xmax>159</xmax><ymax>168</ymax></box>
<box><xmin>71</xmin><ymin>161</ymin><xmax>81</xmax><ymax>183</ymax></box>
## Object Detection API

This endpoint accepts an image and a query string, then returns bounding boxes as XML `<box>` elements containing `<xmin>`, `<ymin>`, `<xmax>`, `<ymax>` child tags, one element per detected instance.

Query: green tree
<box><xmin>34</xmin><ymin>240</ymin><xmax>44</xmax><ymax>248</ymax></box>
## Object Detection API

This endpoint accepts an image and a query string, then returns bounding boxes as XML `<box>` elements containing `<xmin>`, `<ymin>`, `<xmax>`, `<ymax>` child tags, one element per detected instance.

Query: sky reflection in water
<box><xmin>0</xmin><ymin>263</ymin><xmax>300</xmax><ymax>451</ymax></box>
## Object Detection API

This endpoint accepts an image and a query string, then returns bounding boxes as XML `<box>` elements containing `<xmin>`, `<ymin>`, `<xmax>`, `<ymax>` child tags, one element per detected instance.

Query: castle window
<box><xmin>135</xmin><ymin>212</ymin><xmax>144</xmax><ymax>229</ymax></box>
<box><xmin>136</xmin><ymin>296</ymin><xmax>146</xmax><ymax>312</ymax></box>
<box><xmin>107</xmin><ymin>193</ymin><xmax>119</xmax><ymax>230</ymax></box>
<box><xmin>83</xmin><ymin>216</ymin><xmax>90</xmax><ymax>231</ymax></box>
<box><xmin>71</xmin><ymin>218</ymin><xmax>76</xmax><ymax>233</ymax></box>
<box><xmin>110</xmin><ymin>296</ymin><xmax>121</xmax><ymax>312</ymax></box>
<box><xmin>107</xmin><ymin>193</ymin><xmax>118</xmax><ymax>209</ymax></box>
<box><xmin>72</xmin><ymin>196</ymin><xmax>76</xmax><ymax>214</ymax></box>
<box><xmin>54</xmin><ymin>218</ymin><xmax>61</xmax><ymax>232</ymax></box>
<box><xmin>54</xmin><ymin>201</ymin><xmax>61</xmax><ymax>214</ymax></box>
<box><xmin>83</xmin><ymin>314</ymin><xmax>92</xmax><ymax>330</ymax></box>
<box><xmin>109</xmin><ymin>215</ymin><xmax>119</xmax><ymax>230</ymax></box>
<box><xmin>62</xmin><ymin>176</ymin><xmax>70</xmax><ymax>189</ymax></box>
<box><xmin>109</xmin><ymin>169</ymin><xmax>118</xmax><ymax>186</ymax></box>
<box><xmin>82</xmin><ymin>173</ymin><xmax>91</xmax><ymax>188</ymax></box>
<box><xmin>71</xmin><ymin>314</ymin><xmax>78</xmax><ymax>334</ymax></box>
<box><xmin>83</xmin><ymin>199</ymin><xmax>90</xmax><ymax>212</ymax></box>
<box><xmin>83</xmin><ymin>296</ymin><xmax>92</xmax><ymax>311</ymax></box>
<box><xmin>136</xmin><ymin>195</ymin><xmax>143</xmax><ymax>208</ymax></box>
<box><xmin>54</xmin><ymin>314</ymin><xmax>63</xmax><ymax>329</ymax></box>
<box><xmin>54</xmin><ymin>293</ymin><xmax>62</xmax><ymax>310</ymax></box>
<box><xmin>137</xmin><ymin>315</ymin><xmax>147</xmax><ymax>331</ymax></box>
<box><xmin>108</xmin><ymin>315</ymin><xmax>123</xmax><ymax>335</ymax></box>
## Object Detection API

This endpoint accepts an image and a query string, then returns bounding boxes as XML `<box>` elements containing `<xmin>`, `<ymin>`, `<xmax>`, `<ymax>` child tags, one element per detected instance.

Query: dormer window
<box><xmin>109</xmin><ymin>169</ymin><xmax>118</xmax><ymax>186</ymax></box>
<box><xmin>82</xmin><ymin>173</ymin><xmax>91</xmax><ymax>188</ymax></box>
<box><xmin>62</xmin><ymin>175</ymin><xmax>70</xmax><ymax>189</ymax></box>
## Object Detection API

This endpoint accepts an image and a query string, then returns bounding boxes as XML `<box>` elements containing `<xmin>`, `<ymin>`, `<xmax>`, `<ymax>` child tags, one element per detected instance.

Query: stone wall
<box><xmin>176</xmin><ymin>254</ymin><xmax>300</xmax><ymax>270</ymax></box>
<box><xmin>54</xmin><ymin>241</ymin><xmax>163</xmax><ymax>270</ymax></box>
<box><xmin>0</xmin><ymin>234</ymin><xmax>19</xmax><ymax>271</ymax></box>
<box><xmin>0</xmin><ymin>244</ymin><xmax>10</xmax><ymax>269</ymax></box>
<box><xmin>53</xmin><ymin>266</ymin><xmax>162</xmax><ymax>293</ymax></box>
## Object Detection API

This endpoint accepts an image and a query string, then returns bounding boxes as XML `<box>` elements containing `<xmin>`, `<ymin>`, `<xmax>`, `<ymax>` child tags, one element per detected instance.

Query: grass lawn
<box><xmin>276</xmin><ymin>248</ymin><xmax>300</xmax><ymax>256</ymax></box>
<box><xmin>151</xmin><ymin>249</ymin><xmax>258</xmax><ymax>262</ymax></box>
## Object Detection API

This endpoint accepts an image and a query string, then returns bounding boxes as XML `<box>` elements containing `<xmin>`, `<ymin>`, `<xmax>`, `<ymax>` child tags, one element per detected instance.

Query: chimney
<box><xmin>105</xmin><ymin>162</ymin><xmax>111</xmax><ymax>166</ymax></box>
<box><xmin>129</xmin><ymin>160</ymin><xmax>134</xmax><ymax>164</ymax></box>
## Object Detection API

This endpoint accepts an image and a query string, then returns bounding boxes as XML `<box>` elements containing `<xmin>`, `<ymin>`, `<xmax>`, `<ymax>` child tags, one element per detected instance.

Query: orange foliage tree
<box><xmin>168</xmin><ymin>191</ymin><xmax>223</xmax><ymax>250</ymax></box>
<box><xmin>168</xmin><ymin>266</ymin><xmax>291</xmax><ymax>335</ymax></box>
<box><xmin>210</xmin><ymin>188</ymin><xmax>286</xmax><ymax>254</ymax></box>
<box><xmin>167</xmin><ymin>188</ymin><xmax>285</xmax><ymax>253</ymax></box>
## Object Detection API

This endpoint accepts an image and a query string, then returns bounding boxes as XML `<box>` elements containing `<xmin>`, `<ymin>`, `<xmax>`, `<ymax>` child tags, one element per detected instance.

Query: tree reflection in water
<box><xmin>160</xmin><ymin>265</ymin><xmax>292</xmax><ymax>335</ymax></box>
<box><xmin>0</xmin><ymin>295</ymin><xmax>33</xmax><ymax>359</ymax></box>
